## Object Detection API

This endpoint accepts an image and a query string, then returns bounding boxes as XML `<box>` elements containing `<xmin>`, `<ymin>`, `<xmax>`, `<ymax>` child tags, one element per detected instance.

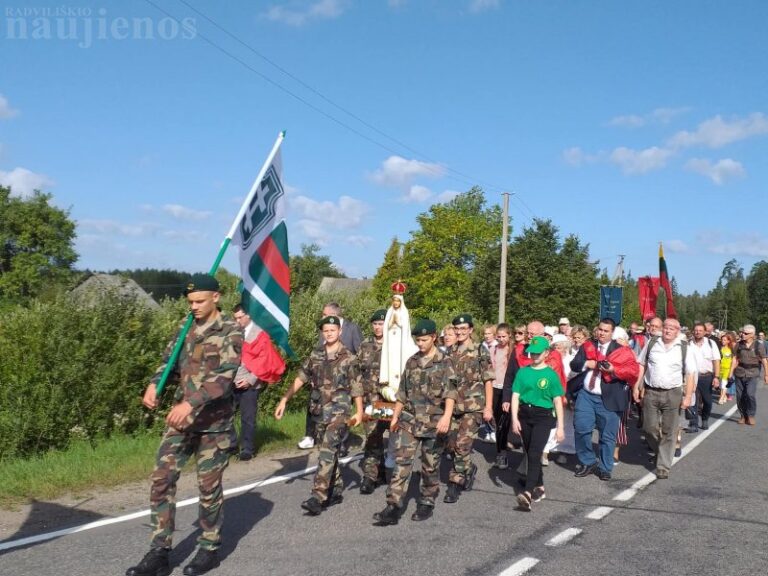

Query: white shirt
<box><xmin>584</xmin><ymin>341</ymin><xmax>611</xmax><ymax>396</ymax></box>
<box><xmin>689</xmin><ymin>337</ymin><xmax>721</xmax><ymax>375</ymax></box>
<box><xmin>638</xmin><ymin>336</ymin><xmax>698</xmax><ymax>390</ymax></box>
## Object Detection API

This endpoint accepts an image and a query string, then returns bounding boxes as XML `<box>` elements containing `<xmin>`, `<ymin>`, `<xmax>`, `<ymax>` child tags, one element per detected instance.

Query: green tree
<box><xmin>747</xmin><ymin>261</ymin><xmax>768</xmax><ymax>331</ymax></box>
<box><xmin>372</xmin><ymin>237</ymin><xmax>404</xmax><ymax>302</ymax></box>
<box><xmin>289</xmin><ymin>243</ymin><xmax>345</xmax><ymax>294</ymax></box>
<box><xmin>0</xmin><ymin>187</ymin><xmax>78</xmax><ymax>300</ymax></box>
<box><xmin>398</xmin><ymin>187</ymin><xmax>503</xmax><ymax>317</ymax></box>
<box><xmin>502</xmin><ymin>219</ymin><xmax>599</xmax><ymax>326</ymax></box>
<box><xmin>707</xmin><ymin>259</ymin><xmax>748</xmax><ymax>330</ymax></box>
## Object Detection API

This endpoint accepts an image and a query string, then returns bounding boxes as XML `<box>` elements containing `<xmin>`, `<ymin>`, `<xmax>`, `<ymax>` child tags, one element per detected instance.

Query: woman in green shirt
<box><xmin>509</xmin><ymin>336</ymin><xmax>565</xmax><ymax>510</ymax></box>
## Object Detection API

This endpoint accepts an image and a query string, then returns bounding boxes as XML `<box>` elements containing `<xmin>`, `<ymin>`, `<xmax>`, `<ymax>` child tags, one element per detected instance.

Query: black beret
<box><xmin>184</xmin><ymin>273</ymin><xmax>220</xmax><ymax>295</ymax></box>
<box><xmin>411</xmin><ymin>318</ymin><xmax>437</xmax><ymax>336</ymax></box>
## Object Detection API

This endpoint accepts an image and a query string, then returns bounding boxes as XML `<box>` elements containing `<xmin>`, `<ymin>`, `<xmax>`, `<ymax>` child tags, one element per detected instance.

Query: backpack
<box><xmin>645</xmin><ymin>336</ymin><xmax>688</xmax><ymax>382</ymax></box>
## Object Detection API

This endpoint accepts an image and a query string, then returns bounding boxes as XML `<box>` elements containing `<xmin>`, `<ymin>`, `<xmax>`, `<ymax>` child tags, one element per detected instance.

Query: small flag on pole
<box><xmin>231</xmin><ymin>133</ymin><xmax>293</xmax><ymax>355</ymax></box>
<box><xmin>658</xmin><ymin>243</ymin><xmax>677</xmax><ymax>319</ymax></box>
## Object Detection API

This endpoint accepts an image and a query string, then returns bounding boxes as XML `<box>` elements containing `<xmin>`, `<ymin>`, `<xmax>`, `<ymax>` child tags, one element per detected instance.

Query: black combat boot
<box><xmin>463</xmin><ymin>463</ymin><xmax>478</xmax><ymax>491</ymax></box>
<box><xmin>182</xmin><ymin>548</ymin><xmax>220</xmax><ymax>576</ymax></box>
<box><xmin>372</xmin><ymin>503</ymin><xmax>400</xmax><ymax>526</ymax></box>
<box><xmin>322</xmin><ymin>493</ymin><xmax>343</xmax><ymax>508</ymax></box>
<box><xmin>301</xmin><ymin>496</ymin><xmax>323</xmax><ymax>515</ymax></box>
<box><xmin>443</xmin><ymin>481</ymin><xmax>461</xmax><ymax>503</ymax></box>
<box><xmin>126</xmin><ymin>547</ymin><xmax>171</xmax><ymax>576</ymax></box>
<box><xmin>411</xmin><ymin>503</ymin><xmax>433</xmax><ymax>521</ymax></box>
<box><xmin>360</xmin><ymin>477</ymin><xmax>376</xmax><ymax>494</ymax></box>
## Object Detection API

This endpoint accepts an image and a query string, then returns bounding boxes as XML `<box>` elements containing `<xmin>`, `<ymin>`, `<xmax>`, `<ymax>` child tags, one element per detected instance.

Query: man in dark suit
<box><xmin>570</xmin><ymin>318</ymin><xmax>633</xmax><ymax>481</ymax></box>
<box><xmin>297</xmin><ymin>302</ymin><xmax>364</xmax><ymax>450</ymax></box>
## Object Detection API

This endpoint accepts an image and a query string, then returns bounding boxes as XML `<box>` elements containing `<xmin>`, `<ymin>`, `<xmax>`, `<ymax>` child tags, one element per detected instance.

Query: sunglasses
<box><xmin>515</xmin><ymin>331</ymin><xmax>525</xmax><ymax>335</ymax></box>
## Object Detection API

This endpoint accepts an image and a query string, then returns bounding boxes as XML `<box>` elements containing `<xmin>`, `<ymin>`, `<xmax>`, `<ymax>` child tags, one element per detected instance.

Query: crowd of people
<box><xmin>125</xmin><ymin>274</ymin><xmax>768</xmax><ymax>576</ymax></box>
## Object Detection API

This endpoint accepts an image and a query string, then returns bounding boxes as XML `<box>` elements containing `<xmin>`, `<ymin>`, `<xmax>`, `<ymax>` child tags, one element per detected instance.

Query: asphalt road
<box><xmin>2</xmin><ymin>389</ymin><xmax>766</xmax><ymax>576</ymax></box>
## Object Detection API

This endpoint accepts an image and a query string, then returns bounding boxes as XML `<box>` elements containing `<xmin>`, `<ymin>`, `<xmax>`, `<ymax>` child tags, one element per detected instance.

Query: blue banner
<box><xmin>600</xmin><ymin>286</ymin><xmax>623</xmax><ymax>324</ymax></box>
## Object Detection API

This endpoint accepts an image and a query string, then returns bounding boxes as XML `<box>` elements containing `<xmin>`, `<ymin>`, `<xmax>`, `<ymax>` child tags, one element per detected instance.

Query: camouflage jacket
<box><xmin>396</xmin><ymin>349</ymin><xmax>458</xmax><ymax>438</ymax></box>
<box><xmin>298</xmin><ymin>343</ymin><xmax>363</xmax><ymax>423</ymax></box>
<box><xmin>356</xmin><ymin>337</ymin><xmax>383</xmax><ymax>404</ymax></box>
<box><xmin>151</xmin><ymin>315</ymin><xmax>243</xmax><ymax>433</ymax></box>
<box><xmin>448</xmin><ymin>340</ymin><xmax>494</xmax><ymax>414</ymax></box>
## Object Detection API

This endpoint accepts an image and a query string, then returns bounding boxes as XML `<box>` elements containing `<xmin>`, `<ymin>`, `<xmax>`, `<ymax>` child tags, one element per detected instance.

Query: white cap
<box><xmin>551</xmin><ymin>334</ymin><xmax>569</xmax><ymax>345</ymax></box>
<box><xmin>558</xmin><ymin>317</ymin><xmax>570</xmax><ymax>325</ymax></box>
<box><xmin>613</xmin><ymin>326</ymin><xmax>629</xmax><ymax>342</ymax></box>
<box><xmin>544</xmin><ymin>325</ymin><xmax>556</xmax><ymax>337</ymax></box>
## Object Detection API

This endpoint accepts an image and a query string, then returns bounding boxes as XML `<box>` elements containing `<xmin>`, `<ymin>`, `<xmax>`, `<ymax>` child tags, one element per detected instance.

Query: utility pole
<box><xmin>498</xmin><ymin>192</ymin><xmax>510</xmax><ymax>323</ymax></box>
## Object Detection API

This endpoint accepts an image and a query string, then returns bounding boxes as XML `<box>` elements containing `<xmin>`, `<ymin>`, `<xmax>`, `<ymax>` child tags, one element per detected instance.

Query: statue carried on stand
<box><xmin>379</xmin><ymin>280</ymin><xmax>418</xmax><ymax>402</ymax></box>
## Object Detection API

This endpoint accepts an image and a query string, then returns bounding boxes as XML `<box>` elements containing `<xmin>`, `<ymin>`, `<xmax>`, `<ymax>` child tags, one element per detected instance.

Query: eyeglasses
<box><xmin>515</xmin><ymin>331</ymin><xmax>524</xmax><ymax>335</ymax></box>
<box><xmin>740</xmin><ymin>331</ymin><xmax>753</xmax><ymax>335</ymax></box>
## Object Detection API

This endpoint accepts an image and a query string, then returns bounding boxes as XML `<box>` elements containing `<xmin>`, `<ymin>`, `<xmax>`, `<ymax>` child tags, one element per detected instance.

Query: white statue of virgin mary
<box><xmin>379</xmin><ymin>282</ymin><xmax>418</xmax><ymax>401</ymax></box>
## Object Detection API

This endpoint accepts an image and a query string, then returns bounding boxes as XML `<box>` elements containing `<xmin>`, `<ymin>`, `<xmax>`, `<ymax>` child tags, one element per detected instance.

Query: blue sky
<box><xmin>1</xmin><ymin>0</ymin><xmax>767</xmax><ymax>295</ymax></box>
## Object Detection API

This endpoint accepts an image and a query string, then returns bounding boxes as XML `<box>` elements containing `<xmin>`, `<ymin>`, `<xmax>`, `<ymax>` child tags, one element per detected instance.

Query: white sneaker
<box><xmin>297</xmin><ymin>436</ymin><xmax>315</xmax><ymax>449</ymax></box>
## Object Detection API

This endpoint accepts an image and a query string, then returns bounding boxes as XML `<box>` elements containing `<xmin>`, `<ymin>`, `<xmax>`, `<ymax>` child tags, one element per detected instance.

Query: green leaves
<box><xmin>0</xmin><ymin>187</ymin><xmax>77</xmax><ymax>300</ymax></box>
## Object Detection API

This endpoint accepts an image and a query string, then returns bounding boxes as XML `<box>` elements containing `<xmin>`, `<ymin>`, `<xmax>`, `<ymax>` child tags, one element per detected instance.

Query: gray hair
<box><xmin>742</xmin><ymin>324</ymin><xmax>756</xmax><ymax>334</ymax></box>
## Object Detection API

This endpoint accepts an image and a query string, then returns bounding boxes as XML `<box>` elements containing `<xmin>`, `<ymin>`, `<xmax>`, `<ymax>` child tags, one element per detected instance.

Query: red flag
<box><xmin>638</xmin><ymin>276</ymin><xmax>660</xmax><ymax>320</ymax></box>
<box><xmin>659</xmin><ymin>243</ymin><xmax>677</xmax><ymax>318</ymax></box>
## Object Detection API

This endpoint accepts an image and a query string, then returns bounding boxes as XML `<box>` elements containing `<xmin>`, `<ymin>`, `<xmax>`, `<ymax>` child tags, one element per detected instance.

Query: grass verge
<box><xmin>0</xmin><ymin>411</ymin><xmax>308</xmax><ymax>509</ymax></box>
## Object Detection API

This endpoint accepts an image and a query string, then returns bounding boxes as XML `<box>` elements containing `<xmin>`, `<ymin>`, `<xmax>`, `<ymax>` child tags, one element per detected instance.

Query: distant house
<box><xmin>71</xmin><ymin>273</ymin><xmax>161</xmax><ymax>310</ymax></box>
<box><xmin>317</xmin><ymin>277</ymin><xmax>372</xmax><ymax>295</ymax></box>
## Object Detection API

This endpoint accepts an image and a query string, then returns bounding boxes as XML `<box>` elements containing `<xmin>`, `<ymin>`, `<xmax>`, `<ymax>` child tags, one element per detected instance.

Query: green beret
<box><xmin>370</xmin><ymin>309</ymin><xmax>387</xmax><ymax>323</ymax></box>
<box><xmin>411</xmin><ymin>318</ymin><xmax>437</xmax><ymax>336</ymax></box>
<box><xmin>525</xmin><ymin>336</ymin><xmax>549</xmax><ymax>354</ymax></box>
<box><xmin>318</xmin><ymin>315</ymin><xmax>341</xmax><ymax>328</ymax></box>
<box><xmin>452</xmin><ymin>314</ymin><xmax>473</xmax><ymax>327</ymax></box>
<box><xmin>184</xmin><ymin>273</ymin><xmax>220</xmax><ymax>295</ymax></box>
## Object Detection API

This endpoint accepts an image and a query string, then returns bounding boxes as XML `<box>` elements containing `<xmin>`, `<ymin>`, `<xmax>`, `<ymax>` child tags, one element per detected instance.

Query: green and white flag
<box><xmin>231</xmin><ymin>132</ymin><xmax>293</xmax><ymax>355</ymax></box>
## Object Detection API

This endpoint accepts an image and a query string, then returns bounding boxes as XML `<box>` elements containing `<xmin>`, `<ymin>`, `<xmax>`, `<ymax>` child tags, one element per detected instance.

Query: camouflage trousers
<box><xmin>362</xmin><ymin>419</ymin><xmax>389</xmax><ymax>482</ymax></box>
<box><xmin>448</xmin><ymin>412</ymin><xmax>481</xmax><ymax>486</ymax></box>
<box><xmin>386</xmin><ymin>426</ymin><xmax>444</xmax><ymax>508</ymax></box>
<box><xmin>150</xmin><ymin>428</ymin><xmax>231</xmax><ymax>551</ymax></box>
<box><xmin>312</xmin><ymin>416</ymin><xmax>348</xmax><ymax>503</ymax></box>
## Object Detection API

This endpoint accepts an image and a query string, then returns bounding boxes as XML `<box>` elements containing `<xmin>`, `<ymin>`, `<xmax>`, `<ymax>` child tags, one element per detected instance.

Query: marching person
<box><xmin>275</xmin><ymin>315</ymin><xmax>363</xmax><ymax>515</ymax></box>
<box><xmin>373</xmin><ymin>319</ymin><xmax>457</xmax><ymax>524</ymax></box>
<box><xmin>444</xmin><ymin>314</ymin><xmax>494</xmax><ymax>503</ymax></box>
<box><xmin>357</xmin><ymin>309</ymin><xmax>388</xmax><ymax>494</ymax></box>
<box><xmin>505</xmin><ymin>336</ymin><xmax>565</xmax><ymax>510</ymax></box>
<box><xmin>126</xmin><ymin>274</ymin><xmax>243</xmax><ymax>576</ymax></box>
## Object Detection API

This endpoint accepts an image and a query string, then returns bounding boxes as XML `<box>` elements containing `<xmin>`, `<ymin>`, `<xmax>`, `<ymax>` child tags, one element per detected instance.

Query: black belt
<box><xmin>645</xmin><ymin>385</ymin><xmax>680</xmax><ymax>390</ymax></box>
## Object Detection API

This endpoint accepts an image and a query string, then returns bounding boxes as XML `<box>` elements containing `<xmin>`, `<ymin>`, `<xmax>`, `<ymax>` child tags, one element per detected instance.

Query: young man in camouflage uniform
<box><xmin>373</xmin><ymin>319</ymin><xmax>457</xmax><ymax>525</ymax></box>
<box><xmin>444</xmin><ymin>314</ymin><xmax>494</xmax><ymax>503</ymax></box>
<box><xmin>275</xmin><ymin>315</ymin><xmax>363</xmax><ymax>515</ymax></box>
<box><xmin>126</xmin><ymin>274</ymin><xmax>243</xmax><ymax>576</ymax></box>
<box><xmin>357</xmin><ymin>309</ymin><xmax>388</xmax><ymax>494</ymax></box>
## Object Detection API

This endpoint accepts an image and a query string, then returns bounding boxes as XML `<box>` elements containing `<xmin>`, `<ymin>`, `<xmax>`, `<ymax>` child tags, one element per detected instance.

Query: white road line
<box><xmin>613</xmin><ymin>404</ymin><xmax>738</xmax><ymax>502</ymax></box>
<box><xmin>545</xmin><ymin>527</ymin><xmax>582</xmax><ymax>547</ymax></box>
<box><xmin>497</xmin><ymin>557</ymin><xmax>540</xmax><ymax>576</ymax></box>
<box><xmin>585</xmin><ymin>506</ymin><xmax>614</xmax><ymax>520</ymax></box>
<box><xmin>0</xmin><ymin>454</ymin><xmax>362</xmax><ymax>553</ymax></box>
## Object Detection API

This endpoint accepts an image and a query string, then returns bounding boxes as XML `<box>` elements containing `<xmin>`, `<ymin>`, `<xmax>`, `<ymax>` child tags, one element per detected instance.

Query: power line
<box><xmin>142</xmin><ymin>0</ymin><xmax>534</xmax><ymax>217</ymax></box>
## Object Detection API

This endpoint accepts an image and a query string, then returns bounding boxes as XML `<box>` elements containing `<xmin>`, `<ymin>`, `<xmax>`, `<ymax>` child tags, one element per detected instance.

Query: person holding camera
<box><xmin>570</xmin><ymin>318</ymin><xmax>639</xmax><ymax>481</ymax></box>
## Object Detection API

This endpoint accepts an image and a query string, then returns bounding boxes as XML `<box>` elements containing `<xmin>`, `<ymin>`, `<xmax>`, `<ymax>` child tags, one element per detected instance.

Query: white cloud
<box><xmin>436</xmin><ymin>189</ymin><xmax>461</xmax><ymax>203</ymax></box>
<box><xmin>370</xmin><ymin>155</ymin><xmax>445</xmax><ymax>187</ymax></box>
<box><xmin>265</xmin><ymin>0</ymin><xmax>349</xmax><ymax>26</ymax></box>
<box><xmin>345</xmin><ymin>235</ymin><xmax>373</xmax><ymax>247</ymax></box>
<box><xmin>705</xmin><ymin>233</ymin><xmax>768</xmax><ymax>258</ymax></box>
<box><xmin>609</xmin><ymin>146</ymin><xmax>674</xmax><ymax>174</ymax></box>
<box><xmin>290</xmin><ymin>194</ymin><xmax>368</xmax><ymax>228</ymax></box>
<box><xmin>664</xmin><ymin>239</ymin><xmax>689</xmax><ymax>253</ymax></box>
<box><xmin>469</xmin><ymin>0</ymin><xmax>500</xmax><ymax>13</ymax></box>
<box><xmin>609</xmin><ymin>107</ymin><xmax>689</xmax><ymax>128</ymax></box>
<box><xmin>401</xmin><ymin>184</ymin><xmax>433</xmax><ymax>203</ymax></box>
<box><xmin>161</xmin><ymin>204</ymin><xmax>212</xmax><ymax>221</ymax></box>
<box><xmin>667</xmin><ymin>113</ymin><xmax>768</xmax><ymax>149</ymax></box>
<box><xmin>0</xmin><ymin>93</ymin><xmax>19</xmax><ymax>119</ymax></box>
<box><xmin>562</xmin><ymin>146</ymin><xmax>603</xmax><ymax>167</ymax></box>
<box><xmin>161</xmin><ymin>230</ymin><xmax>208</xmax><ymax>242</ymax></box>
<box><xmin>297</xmin><ymin>218</ymin><xmax>331</xmax><ymax>246</ymax></box>
<box><xmin>0</xmin><ymin>167</ymin><xmax>54</xmax><ymax>197</ymax></box>
<box><xmin>685</xmin><ymin>158</ymin><xmax>746</xmax><ymax>185</ymax></box>
<box><xmin>78</xmin><ymin>219</ymin><xmax>160</xmax><ymax>237</ymax></box>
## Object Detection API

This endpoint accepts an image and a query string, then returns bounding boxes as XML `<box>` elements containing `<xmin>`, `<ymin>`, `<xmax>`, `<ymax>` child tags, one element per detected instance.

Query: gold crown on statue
<box><xmin>391</xmin><ymin>280</ymin><xmax>407</xmax><ymax>294</ymax></box>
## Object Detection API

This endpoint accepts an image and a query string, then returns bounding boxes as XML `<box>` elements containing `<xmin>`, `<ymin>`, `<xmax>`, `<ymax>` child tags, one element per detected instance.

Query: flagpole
<box><xmin>154</xmin><ymin>131</ymin><xmax>286</xmax><ymax>396</ymax></box>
